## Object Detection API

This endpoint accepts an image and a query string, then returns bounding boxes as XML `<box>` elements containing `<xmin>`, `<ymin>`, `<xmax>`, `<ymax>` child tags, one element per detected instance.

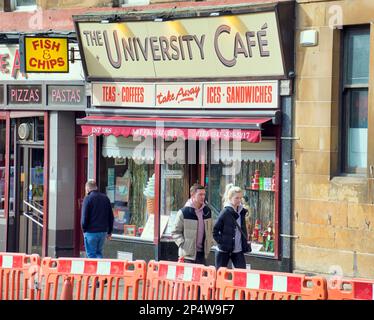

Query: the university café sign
<box><xmin>76</xmin><ymin>12</ymin><xmax>285</xmax><ymax>79</ymax></box>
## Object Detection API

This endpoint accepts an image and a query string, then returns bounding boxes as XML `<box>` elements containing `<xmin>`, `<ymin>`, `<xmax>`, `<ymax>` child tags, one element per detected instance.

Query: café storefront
<box><xmin>0</xmin><ymin>42</ymin><xmax>87</xmax><ymax>257</ymax></box>
<box><xmin>74</xmin><ymin>1</ymin><xmax>295</xmax><ymax>271</ymax></box>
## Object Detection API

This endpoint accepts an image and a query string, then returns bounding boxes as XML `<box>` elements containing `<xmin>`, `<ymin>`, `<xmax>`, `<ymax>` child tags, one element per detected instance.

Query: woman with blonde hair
<box><xmin>213</xmin><ymin>183</ymin><xmax>251</xmax><ymax>269</ymax></box>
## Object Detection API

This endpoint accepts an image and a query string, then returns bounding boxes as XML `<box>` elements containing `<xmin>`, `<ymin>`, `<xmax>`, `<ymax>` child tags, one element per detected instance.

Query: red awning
<box><xmin>78</xmin><ymin>115</ymin><xmax>273</xmax><ymax>143</ymax></box>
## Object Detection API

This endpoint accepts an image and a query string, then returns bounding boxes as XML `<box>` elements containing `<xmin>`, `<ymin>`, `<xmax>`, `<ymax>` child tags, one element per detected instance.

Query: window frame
<box><xmin>340</xmin><ymin>26</ymin><xmax>370</xmax><ymax>175</ymax></box>
<box><xmin>9</xmin><ymin>0</ymin><xmax>37</xmax><ymax>11</ymax></box>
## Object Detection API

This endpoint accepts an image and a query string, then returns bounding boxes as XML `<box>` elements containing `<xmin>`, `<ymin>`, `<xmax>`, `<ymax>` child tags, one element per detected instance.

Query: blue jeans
<box><xmin>84</xmin><ymin>232</ymin><xmax>107</xmax><ymax>258</ymax></box>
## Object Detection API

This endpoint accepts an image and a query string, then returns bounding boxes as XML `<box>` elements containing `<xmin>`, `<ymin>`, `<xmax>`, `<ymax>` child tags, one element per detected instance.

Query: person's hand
<box><xmin>107</xmin><ymin>234</ymin><xmax>112</xmax><ymax>240</ymax></box>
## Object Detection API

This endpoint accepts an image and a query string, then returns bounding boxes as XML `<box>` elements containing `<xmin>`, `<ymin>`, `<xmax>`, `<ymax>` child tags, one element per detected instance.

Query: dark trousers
<box><xmin>215</xmin><ymin>251</ymin><xmax>246</xmax><ymax>269</ymax></box>
<box><xmin>185</xmin><ymin>251</ymin><xmax>206</xmax><ymax>265</ymax></box>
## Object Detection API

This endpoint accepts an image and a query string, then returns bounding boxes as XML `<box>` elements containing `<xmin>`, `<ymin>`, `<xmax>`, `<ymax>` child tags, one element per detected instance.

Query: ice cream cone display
<box><xmin>146</xmin><ymin>198</ymin><xmax>155</xmax><ymax>215</ymax></box>
<box><xmin>143</xmin><ymin>173</ymin><xmax>155</xmax><ymax>214</ymax></box>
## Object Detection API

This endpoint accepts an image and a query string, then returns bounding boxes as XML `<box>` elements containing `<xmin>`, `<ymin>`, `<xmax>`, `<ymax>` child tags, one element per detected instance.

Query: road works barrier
<box><xmin>3</xmin><ymin>251</ymin><xmax>374</xmax><ymax>300</ymax></box>
<box><xmin>0</xmin><ymin>252</ymin><xmax>41</xmax><ymax>300</ymax></box>
<box><xmin>39</xmin><ymin>257</ymin><xmax>147</xmax><ymax>300</ymax></box>
<box><xmin>146</xmin><ymin>260</ymin><xmax>216</xmax><ymax>300</ymax></box>
<box><xmin>215</xmin><ymin>268</ymin><xmax>327</xmax><ymax>300</ymax></box>
<box><xmin>327</xmin><ymin>277</ymin><xmax>374</xmax><ymax>300</ymax></box>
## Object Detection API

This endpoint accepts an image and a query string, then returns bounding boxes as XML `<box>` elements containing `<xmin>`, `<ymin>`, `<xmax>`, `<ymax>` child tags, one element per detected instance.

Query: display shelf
<box><xmin>245</xmin><ymin>186</ymin><xmax>275</xmax><ymax>192</ymax></box>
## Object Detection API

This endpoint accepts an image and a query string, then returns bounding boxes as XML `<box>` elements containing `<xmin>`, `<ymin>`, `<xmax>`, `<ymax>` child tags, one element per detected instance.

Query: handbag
<box><xmin>230</xmin><ymin>213</ymin><xmax>252</xmax><ymax>253</ymax></box>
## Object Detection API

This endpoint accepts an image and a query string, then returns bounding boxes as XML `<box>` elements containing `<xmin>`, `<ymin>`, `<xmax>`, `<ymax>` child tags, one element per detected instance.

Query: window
<box><xmin>341</xmin><ymin>27</ymin><xmax>370</xmax><ymax>174</ymax></box>
<box><xmin>206</xmin><ymin>139</ymin><xmax>276</xmax><ymax>256</ymax></box>
<box><xmin>9</xmin><ymin>0</ymin><xmax>37</xmax><ymax>11</ymax></box>
<box><xmin>99</xmin><ymin>136</ymin><xmax>155</xmax><ymax>239</ymax></box>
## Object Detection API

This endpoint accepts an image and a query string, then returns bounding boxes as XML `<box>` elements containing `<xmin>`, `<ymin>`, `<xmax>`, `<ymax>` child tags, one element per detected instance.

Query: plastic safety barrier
<box><xmin>146</xmin><ymin>260</ymin><xmax>216</xmax><ymax>300</ymax></box>
<box><xmin>215</xmin><ymin>268</ymin><xmax>327</xmax><ymax>300</ymax></box>
<box><xmin>327</xmin><ymin>277</ymin><xmax>374</xmax><ymax>300</ymax></box>
<box><xmin>39</xmin><ymin>257</ymin><xmax>147</xmax><ymax>300</ymax></box>
<box><xmin>0</xmin><ymin>252</ymin><xmax>41</xmax><ymax>300</ymax></box>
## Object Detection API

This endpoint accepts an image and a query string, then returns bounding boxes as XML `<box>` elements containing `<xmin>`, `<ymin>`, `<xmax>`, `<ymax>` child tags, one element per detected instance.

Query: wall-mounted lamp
<box><xmin>300</xmin><ymin>30</ymin><xmax>318</xmax><ymax>47</ymax></box>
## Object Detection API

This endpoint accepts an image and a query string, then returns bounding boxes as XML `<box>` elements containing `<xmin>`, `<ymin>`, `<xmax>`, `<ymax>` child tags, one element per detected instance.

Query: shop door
<box><xmin>17</xmin><ymin>146</ymin><xmax>44</xmax><ymax>255</ymax></box>
<box><xmin>74</xmin><ymin>142</ymin><xmax>88</xmax><ymax>256</ymax></box>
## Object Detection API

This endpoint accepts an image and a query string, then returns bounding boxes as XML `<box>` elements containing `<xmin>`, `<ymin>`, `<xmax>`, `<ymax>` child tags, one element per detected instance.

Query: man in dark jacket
<box><xmin>171</xmin><ymin>184</ymin><xmax>213</xmax><ymax>265</ymax></box>
<box><xmin>81</xmin><ymin>179</ymin><xmax>114</xmax><ymax>258</ymax></box>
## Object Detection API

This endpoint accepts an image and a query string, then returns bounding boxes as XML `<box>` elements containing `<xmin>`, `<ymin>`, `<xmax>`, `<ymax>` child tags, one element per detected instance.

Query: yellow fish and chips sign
<box><xmin>23</xmin><ymin>37</ymin><xmax>69</xmax><ymax>73</ymax></box>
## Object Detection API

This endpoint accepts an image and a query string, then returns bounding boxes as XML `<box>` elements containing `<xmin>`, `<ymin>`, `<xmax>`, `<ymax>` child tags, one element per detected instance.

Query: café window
<box><xmin>0</xmin><ymin>120</ymin><xmax>5</xmax><ymax>216</ymax></box>
<box><xmin>99</xmin><ymin>136</ymin><xmax>155</xmax><ymax>239</ymax></box>
<box><xmin>206</xmin><ymin>139</ymin><xmax>276</xmax><ymax>256</ymax></box>
<box><xmin>341</xmin><ymin>27</ymin><xmax>370</xmax><ymax>174</ymax></box>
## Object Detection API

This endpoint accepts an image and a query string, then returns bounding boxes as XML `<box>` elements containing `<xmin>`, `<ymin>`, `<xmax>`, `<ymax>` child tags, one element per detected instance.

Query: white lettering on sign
<box><xmin>9</xmin><ymin>86</ymin><xmax>42</xmax><ymax>104</ymax></box>
<box><xmin>52</xmin><ymin>89</ymin><xmax>80</xmax><ymax>103</ymax></box>
<box><xmin>92</xmin><ymin>81</ymin><xmax>278</xmax><ymax>109</ymax></box>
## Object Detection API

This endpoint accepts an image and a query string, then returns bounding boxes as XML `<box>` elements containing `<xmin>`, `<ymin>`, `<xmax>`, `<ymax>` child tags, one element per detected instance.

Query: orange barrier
<box><xmin>215</xmin><ymin>268</ymin><xmax>327</xmax><ymax>300</ymax></box>
<box><xmin>146</xmin><ymin>260</ymin><xmax>216</xmax><ymax>300</ymax></box>
<box><xmin>39</xmin><ymin>257</ymin><xmax>147</xmax><ymax>300</ymax></box>
<box><xmin>0</xmin><ymin>252</ymin><xmax>41</xmax><ymax>300</ymax></box>
<box><xmin>327</xmin><ymin>277</ymin><xmax>374</xmax><ymax>300</ymax></box>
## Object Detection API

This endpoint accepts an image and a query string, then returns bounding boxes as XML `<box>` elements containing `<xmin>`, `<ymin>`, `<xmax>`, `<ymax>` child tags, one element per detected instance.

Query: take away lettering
<box><xmin>157</xmin><ymin>86</ymin><xmax>201</xmax><ymax>105</ymax></box>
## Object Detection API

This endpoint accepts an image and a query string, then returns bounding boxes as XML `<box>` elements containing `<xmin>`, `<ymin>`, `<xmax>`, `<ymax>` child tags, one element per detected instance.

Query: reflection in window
<box><xmin>342</xmin><ymin>27</ymin><xmax>370</xmax><ymax>173</ymax></box>
<box><xmin>207</xmin><ymin>140</ymin><xmax>276</xmax><ymax>256</ymax></box>
<box><xmin>99</xmin><ymin>136</ymin><xmax>154</xmax><ymax>239</ymax></box>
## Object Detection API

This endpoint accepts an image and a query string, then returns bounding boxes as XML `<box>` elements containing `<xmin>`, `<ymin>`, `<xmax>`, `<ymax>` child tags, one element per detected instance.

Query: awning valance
<box><xmin>102</xmin><ymin>136</ymin><xmax>155</xmax><ymax>161</ymax></box>
<box><xmin>77</xmin><ymin>116</ymin><xmax>273</xmax><ymax>143</ymax></box>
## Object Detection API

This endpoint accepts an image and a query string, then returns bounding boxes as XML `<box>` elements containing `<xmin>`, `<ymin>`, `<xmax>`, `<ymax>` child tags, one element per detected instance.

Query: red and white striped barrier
<box><xmin>57</xmin><ymin>259</ymin><xmax>130</xmax><ymax>276</ymax></box>
<box><xmin>0</xmin><ymin>253</ymin><xmax>41</xmax><ymax>300</ymax></box>
<box><xmin>216</xmin><ymin>268</ymin><xmax>327</xmax><ymax>300</ymax></box>
<box><xmin>40</xmin><ymin>257</ymin><xmax>146</xmax><ymax>300</ymax></box>
<box><xmin>328</xmin><ymin>278</ymin><xmax>374</xmax><ymax>300</ymax></box>
<box><xmin>146</xmin><ymin>260</ymin><xmax>216</xmax><ymax>300</ymax></box>
<box><xmin>158</xmin><ymin>263</ymin><xmax>203</xmax><ymax>282</ymax></box>
<box><xmin>233</xmin><ymin>272</ymin><xmax>303</xmax><ymax>294</ymax></box>
<box><xmin>0</xmin><ymin>254</ymin><xmax>24</xmax><ymax>269</ymax></box>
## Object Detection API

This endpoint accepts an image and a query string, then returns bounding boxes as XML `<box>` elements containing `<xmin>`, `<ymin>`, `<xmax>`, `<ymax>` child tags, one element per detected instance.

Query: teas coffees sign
<box><xmin>77</xmin><ymin>12</ymin><xmax>284</xmax><ymax>79</ymax></box>
<box><xmin>23</xmin><ymin>37</ymin><xmax>69</xmax><ymax>73</ymax></box>
<box><xmin>92</xmin><ymin>80</ymin><xmax>278</xmax><ymax>109</ymax></box>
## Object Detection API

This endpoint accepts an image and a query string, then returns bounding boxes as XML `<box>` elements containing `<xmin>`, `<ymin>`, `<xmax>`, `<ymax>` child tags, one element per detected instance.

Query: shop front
<box><xmin>0</xmin><ymin>42</ymin><xmax>87</xmax><ymax>257</ymax></box>
<box><xmin>74</xmin><ymin>1</ymin><xmax>294</xmax><ymax>271</ymax></box>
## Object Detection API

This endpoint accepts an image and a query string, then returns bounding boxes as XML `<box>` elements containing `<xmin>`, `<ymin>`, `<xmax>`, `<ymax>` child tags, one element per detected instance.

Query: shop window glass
<box><xmin>0</xmin><ymin>120</ymin><xmax>5</xmax><ymax>215</ymax></box>
<box><xmin>161</xmin><ymin>140</ymin><xmax>190</xmax><ymax>237</ymax></box>
<box><xmin>342</xmin><ymin>27</ymin><xmax>369</xmax><ymax>174</ymax></box>
<box><xmin>206</xmin><ymin>139</ymin><xmax>276</xmax><ymax>256</ymax></box>
<box><xmin>99</xmin><ymin>136</ymin><xmax>154</xmax><ymax>239</ymax></box>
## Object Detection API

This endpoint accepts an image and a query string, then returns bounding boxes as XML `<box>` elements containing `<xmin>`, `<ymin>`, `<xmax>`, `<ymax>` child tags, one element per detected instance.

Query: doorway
<box><xmin>74</xmin><ymin>140</ymin><xmax>88</xmax><ymax>256</ymax></box>
<box><xmin>16</xmin><ymin>146</ymin><xmax>44</xmax><ymax>255</ymax></box>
